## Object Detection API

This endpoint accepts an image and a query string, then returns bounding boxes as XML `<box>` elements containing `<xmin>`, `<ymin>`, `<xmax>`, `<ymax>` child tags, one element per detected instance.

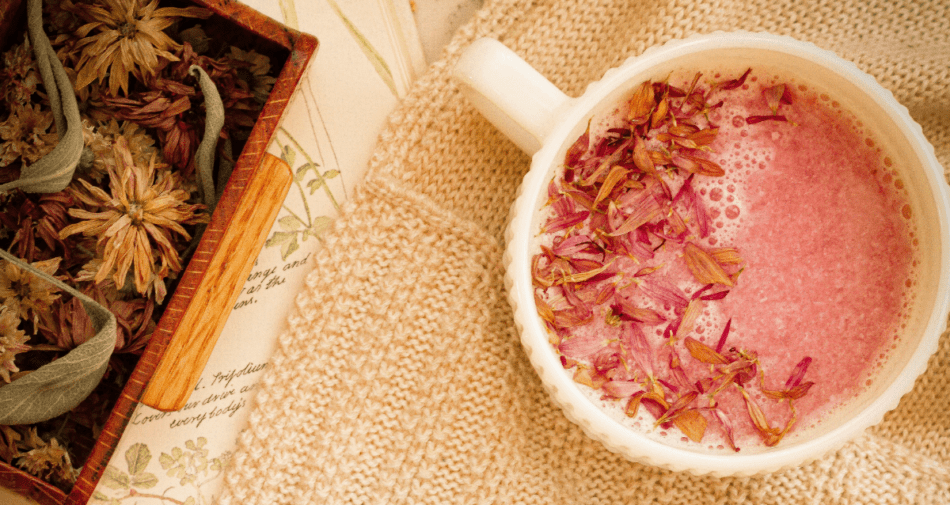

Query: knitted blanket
<box><xmin>219</xmin><ymin>0</ymin><xmax>950</xmax><ymax>502</ymax></box>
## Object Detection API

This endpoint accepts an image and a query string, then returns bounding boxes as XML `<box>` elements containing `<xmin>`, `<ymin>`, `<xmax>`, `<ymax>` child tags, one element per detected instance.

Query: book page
<box><xmin>84</xmin><ymin>2</ymin><xmax>424</xmax><ymax>504</ymax></box>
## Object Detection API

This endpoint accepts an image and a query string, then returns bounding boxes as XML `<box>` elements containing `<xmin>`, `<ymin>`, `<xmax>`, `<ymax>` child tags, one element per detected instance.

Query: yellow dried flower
<box><xmin>0</xmin><ymin>103</ymin><xmax>57</xmax><ymax>167</ymax></box>
<box><xmin>227</xmin><ymin>45</ymin><xmax>276</xmax><ymax>104</ymax></box>
<box><xmin>0</xmin><ymin>257</ymin><xmax>62</xmax><ymax>324</ymax></box>
<box><xmin>16</xmin><ymin>429</ymin><xmax>79</xmax><ymax>486</ymax></box>
<box><xmin>0</xmin><ymin>305</ymin><xmax>30</xmax><ymax>383</ymax></box>
<box><xmin>72</xmin><ymin>0</ymin><xmax>211</xmax><ymax>95</ymax></box>
<box><xmin>60</xmin><ymin>136</ymin><xmax>206</xmax><ymax>297</ymax></box>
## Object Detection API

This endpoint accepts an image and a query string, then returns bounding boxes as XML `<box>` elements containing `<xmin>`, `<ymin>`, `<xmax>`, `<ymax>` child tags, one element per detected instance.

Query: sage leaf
<box><xmin>189</xmin><ymin>65</ymin><xmax>225</xmax><ymax>212</ymax></box>
<box><xmin>0</xmin><ymin>249</ymin><xmax>117</xmax><ymax>425</ymax></box>
<box><xmin>0</xmin><ymin>0</ymin><xmax>82</xmax><ymax>195</ymax></box>
<box><xmin>125</xmin><ymin>443</ymin><xmax>151</xmax><ymax>475</ymax></box>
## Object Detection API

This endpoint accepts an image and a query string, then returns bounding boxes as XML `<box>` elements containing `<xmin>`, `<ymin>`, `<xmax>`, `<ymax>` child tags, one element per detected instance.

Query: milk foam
<box><xmin>533</xmin><ymin>66</ymin><xmax>919</xmax><ymax>451</ymax></box>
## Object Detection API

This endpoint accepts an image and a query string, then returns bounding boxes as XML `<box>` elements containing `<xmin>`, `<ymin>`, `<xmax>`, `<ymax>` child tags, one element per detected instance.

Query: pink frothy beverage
<box><xmin>532</xmin><ymin>66</ymin><xmax>918</xmax><ymax>451</ymax></box>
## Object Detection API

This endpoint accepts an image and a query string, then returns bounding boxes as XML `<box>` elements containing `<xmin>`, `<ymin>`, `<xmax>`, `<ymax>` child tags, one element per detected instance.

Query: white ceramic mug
<box><xmin>453</xmin><ymin>32</ymin><xmax>950</xmax><ymax>475</ymax></box>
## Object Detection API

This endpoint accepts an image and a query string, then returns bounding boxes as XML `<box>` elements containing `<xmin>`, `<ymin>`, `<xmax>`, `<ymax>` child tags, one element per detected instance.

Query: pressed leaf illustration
<box><xmin>93</xmin><ymin>440</ymin><xmax>226</xmax><ymax>504</ymax></box>
<box><xmin>265</xmin><ymin>128</ymin><xmax>343</xmax><ymax>260</ymax></box>
<box><xmin>0</xmin><ymin>248</ymin><xmax>116</xmax><ymax>425</ymax></box>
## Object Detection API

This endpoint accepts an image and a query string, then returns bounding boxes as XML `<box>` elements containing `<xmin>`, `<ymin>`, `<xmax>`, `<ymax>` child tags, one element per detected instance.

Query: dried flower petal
<box><xmin>594</xmin><ymin>165</ymin><xmax>630</xmax><ymax>206</ymax></box>
<box><xmin>746</xmin><ymin>115</ymin><xmax>788</xmax><ymax>125</ymax></box>
<box><xmin>565</xmin><ymin>121</ymin><xmax>591</xmax><ymax>166</ymax></box>
<box><xmin>627</xmin><ymin>81</ymin><xmax>656</xmax><ymax>125</ymax></box>
<box><xmin>715</xmin><ymin>318</ymin><xmax>732</xmax><ymax>353</ymax></box>
<box><xmin>673</xmin><ymin>409</ymin><xmax>708</xmax><ymax>443</ymax></box>
<box><xmin>683</xmin><ymin>242</ymin><xmax>734</xmax><ymax>287</ymax></box>
<box><xmin>684</xmin><ymin>336</ymin><xmax>730</xmax><ymax>365</ymax></box>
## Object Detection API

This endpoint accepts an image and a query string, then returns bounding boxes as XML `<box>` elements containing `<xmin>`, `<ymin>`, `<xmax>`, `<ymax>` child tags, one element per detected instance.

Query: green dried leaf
<box><xmin>100</xmin><ymin>466</ymin><xmax>130</xmax><ymax>490</ymax></box>
<box><xmin>131</xmin><ymin>472</ymin><xmax>159</xmax><ymax>489</ymax></box>
<box><xmin>323</xmin><ymin>169</ymin><xmax>339</xmax><ymax>179</ymax></box>
<box><xmin>125</xmin><ymin>443</ymin><xmax>151</xmax><ymax>475</ymax></box>
<box><xmin>189</xmin><ymin>65</ymin><xmax>224</xmax><ymax>212</ymax></box>
<box><xmin>0</xmin><ymin>249</ymin><xmax>116</xmax><ymax>425</ymax></box>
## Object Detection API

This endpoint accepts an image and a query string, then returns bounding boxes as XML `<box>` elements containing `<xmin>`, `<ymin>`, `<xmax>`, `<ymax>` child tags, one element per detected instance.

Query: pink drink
<box><xmin>533</xmin><ymin>67</ymin><xmax>918</xmax><ymax>451</ymax></box>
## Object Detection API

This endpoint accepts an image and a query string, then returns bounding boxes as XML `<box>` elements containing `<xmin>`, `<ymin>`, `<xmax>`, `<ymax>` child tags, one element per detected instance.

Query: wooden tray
<box><xmin>0</xmin><ymin>2</ymin><xmax>317</xmax><ymax>503</ymax></box>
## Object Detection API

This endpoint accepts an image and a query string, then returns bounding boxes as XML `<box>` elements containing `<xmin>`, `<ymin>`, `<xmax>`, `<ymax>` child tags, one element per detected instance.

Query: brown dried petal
<box><xmin>628</xmin><ymin>81</ymin><xmax>656</xmax><ymax>125</ymax></box>
<box><xmin>684</xmin><ymin>336</ymin><xmax>730</xmax><ymax>365</ymax></box>
<box><xmin>676</xmin><ymin>298</ymin><xmax>703</xmax><ymax>339</ymax></box>
<box><xmin>673</xmin><ymin>409</ymin><xmax>708</xmax><ymax>443</ymax></box>
<box><xmin>651</xmin><ymin>96</ymin><xmax>669</xmax><ymax>129</ymax></box>
<box><xmin>594</xmin><ymin>165</ymin><xmax>630</xmax><ymax>206</ymax></box>
<box><xmin>710</xmin><ymin>247</ymin><xmax>744</xmax><ymax>266</ymax></box>
<box><xmin>625</xmin><ymin>391</ymin><xmax>645</xmax><ymax>417</ymax></box>
<box><xmin>683</xmin><ymin>242</ymin><xmax>734</xmax><ymax>287</ymax></box>
<box><xmin>763</xmin><ymin>84</ymin><xmax>786</xmax><ymax>114</ymax></box>
<box><xmin>740</xmin><ymin>387</ymin><xmax>783</xmax><ymax>446</ymax></box>
<box><xmin>565</xmin><ymin>121</ymin><xmax>591</xmax><ymax>166</ymax></box>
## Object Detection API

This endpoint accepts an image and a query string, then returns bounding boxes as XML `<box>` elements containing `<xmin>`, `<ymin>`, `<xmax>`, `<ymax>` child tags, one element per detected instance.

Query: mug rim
<box><xmin>503</xmin><ymin>31</ymin><xmax>950</xmax><ymax>475</ymax></box>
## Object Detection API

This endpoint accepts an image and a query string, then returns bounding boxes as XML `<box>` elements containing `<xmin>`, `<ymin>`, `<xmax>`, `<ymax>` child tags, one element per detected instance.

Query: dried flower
<box><xmin>15</xmin><ymin>429</ymin><xmax>80</xmax><ymax>487</ymax></box>
<box><xmin>71</xmin><ymin>0</ymin><xmax>211</xmax><ymax>95</ymax></box>
<box><xmin>0</xmin><ymin>256</ymin><xmax>62</xmax><ymax>323</ymax></box>
<box><xmin>60</xmin><ymin>137</ymin><xmax>206</xmax><ymax>298</ymax></box>
<box><xmin>227</xmin><ymin>45</ymin><xmax>277</xmax><ymax>104</ymax></box>
<box><xmin>0</xmin><ymin>305</ymin><xmax>30</xmax><ymax>383</ymax></box>
<box><xmin>0</xmin><ymin>103</ymin><xmax>57</xmax><ymax>167</ymax></box>
<box><xmin>79</xmin><ymin>118</ymin><xmax>158</xmax><ymax>181</ymax></box>
<box><xmin>0</xmin><ymin>36</ymin><xmax>42</xmax><ymax>106</ymax></box>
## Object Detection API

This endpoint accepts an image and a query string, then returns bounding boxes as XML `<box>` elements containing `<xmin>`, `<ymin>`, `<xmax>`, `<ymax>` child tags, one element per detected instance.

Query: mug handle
<box><xmin>454</xmin><ymin>38</ymin><xmax>571</xmax><ymax>155</ymax></box>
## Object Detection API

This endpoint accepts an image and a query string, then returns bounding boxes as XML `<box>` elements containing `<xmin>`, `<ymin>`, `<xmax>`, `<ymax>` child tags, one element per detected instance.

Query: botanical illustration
<box><xmin>91</xmin><ymin>438</ymin><xmax>230</xmax><ymax>505</ymax></box>
<box><xmin>264</xmin><ymin>126</ymin><xmax>344</xmax><ymax>260</ymax></box>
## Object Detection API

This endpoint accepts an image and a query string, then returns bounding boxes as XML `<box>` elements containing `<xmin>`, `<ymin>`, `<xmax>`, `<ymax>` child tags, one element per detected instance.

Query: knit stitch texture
<box><xmin>220</xmin><ymin>0</ymin><xmax>950</xmax><ymax>503</ymax></box>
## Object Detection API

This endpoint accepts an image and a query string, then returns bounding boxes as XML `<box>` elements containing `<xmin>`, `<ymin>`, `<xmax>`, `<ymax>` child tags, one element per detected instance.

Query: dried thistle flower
<box><xmin>79</xmin><ymin>118</ymin><xmax>158</xmax><ymax>181</ymax></box>
<box><xmin>15</xmin><ymin>429</ymin><xmax>80</xmax><ymax>487</ymax></box>
<box><xmin>0</xmin><ymin>256</ymin><xmax>62</xmax><ymax>324</ymax></box>
<box><xmin>227</xmin><ymin>45</ymin><xmax>276</xmax><ymax>104</ymax></box>
<box><xmin>0</xmin><ymin>103</ymin><xmax>58</xmax><ymax>167</ymax></box>
<box><xmin>71</xmin><ymin>0</ymin><xmax>211</xmax><ymax>95</ymax></box>
<box><xmin>0</xmin><ymin>36</ymin><xmax>42</xmax><ymax>106</ymax></box>
<box><xmin>0</xmin><ymin>190</ymin><xmax>78</xmax><ymax>264</ymax></box>
<box><xmin>60</xmin><ymin>136</ymin><xmax>206</xmax><ymax>298</ymax></box>
<box><xmin>0</xmin><ymin>305</ymin><xmax>30</xmax><ymax>383</ymax></box>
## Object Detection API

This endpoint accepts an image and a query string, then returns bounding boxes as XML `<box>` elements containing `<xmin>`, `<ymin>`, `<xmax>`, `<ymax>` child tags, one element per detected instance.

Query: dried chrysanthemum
<box><xmin>0</xmin><ymin>305</ymin><xmax>30</xmax><ymax>383</ymax></box>
<box><xmin>0</xmin><ymin>103</ymin><xmax>58</xmax><ymax>167</ymax></box>
<box><xmin>71</xmin><ymin>0</ymin><xmax>211</xmax><ymax>95</ymax></box>
<box><xmin>227</xmin><ymin>45</ymin><xmax>276</xmax><ymax>104</ymax></box>
<box><xmin>15</xmin><ymin>429</ymin><xmax>80</xmax><ymax>487</ymax></box>
<box><xmin>79</xmin><ymin>118</ymin><xmax>158</xmax><ymax>181</ymax></box>
<box><xmin>0</xmin><ymin>190</ymin><xmax>78</xmax><ymax>264</ymax></box>
<box><xmin>60</xmin><ymin>136</ymin><xmax>206</xmax><ymax>297</ymax></box>
<box><xmin>0</xmin><ymin>36</ymin><xmax>42</xmax><ymax>106</ymax></box>
<box><xmin>0</xmin><ymin>256</ymin><xmax>62</xmax><ymax>324</ymax></box>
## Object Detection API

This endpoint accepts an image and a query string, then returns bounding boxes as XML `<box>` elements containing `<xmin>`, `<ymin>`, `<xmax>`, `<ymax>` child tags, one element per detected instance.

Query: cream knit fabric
<box><xmin>219</xmin><ymin>0</ymin><xmax>950</xmax><ymax>503</ymax></box>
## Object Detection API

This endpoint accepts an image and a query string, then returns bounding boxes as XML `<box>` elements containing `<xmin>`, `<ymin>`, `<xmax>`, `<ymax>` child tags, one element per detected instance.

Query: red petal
<box><xmin>746</xmin><ymin>115</ymin><xmax>788</xmax><ymax>124</ymax></box>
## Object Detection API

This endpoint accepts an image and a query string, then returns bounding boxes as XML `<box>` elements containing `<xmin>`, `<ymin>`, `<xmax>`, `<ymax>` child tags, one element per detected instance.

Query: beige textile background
<box><xmin>220</xmin><ymin>0</ymin><xmax>950</xmax><ymax>503</ymax></box>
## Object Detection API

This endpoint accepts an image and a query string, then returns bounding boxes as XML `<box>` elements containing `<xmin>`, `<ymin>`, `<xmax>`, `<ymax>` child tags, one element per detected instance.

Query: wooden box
<box><xmin>0</xmin><ymin>1</ymin><xmax>317</xmax><ymax>503</ymax></box>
